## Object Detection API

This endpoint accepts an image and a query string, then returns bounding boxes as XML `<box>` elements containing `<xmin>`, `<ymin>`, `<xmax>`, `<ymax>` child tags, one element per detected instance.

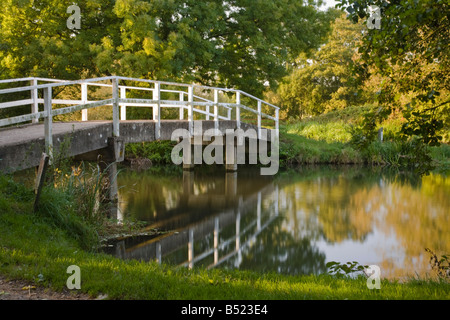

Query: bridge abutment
<box><xmin>74</xmin><ymin>137</ymin><xmax>125</xmax><ymax>219</ymax></box>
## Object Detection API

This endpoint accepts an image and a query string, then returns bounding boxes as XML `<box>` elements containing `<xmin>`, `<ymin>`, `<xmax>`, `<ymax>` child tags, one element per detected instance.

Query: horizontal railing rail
<box><xmin>0</xmin><ymin>76</ymin><xmax>279</xmax><ymax>159</ymax></box>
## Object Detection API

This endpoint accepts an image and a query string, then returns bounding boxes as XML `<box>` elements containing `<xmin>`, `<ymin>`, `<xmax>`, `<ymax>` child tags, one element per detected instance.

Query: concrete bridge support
<box><xmin>74</xmin><ymin>137</ymin><xmax>125</xmax><ymax>219</ymax></box>
<box><xmin>181</xmin><ymin>135</ymin><xmax>238</xmax><ymax>172</ymax></box>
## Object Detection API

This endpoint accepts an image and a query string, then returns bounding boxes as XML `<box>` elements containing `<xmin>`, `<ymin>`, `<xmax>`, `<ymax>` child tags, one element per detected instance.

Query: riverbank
<box><xmin>0</xmin><ymin>174</ymin><xmax>449</xmax><ymax>300</ymax></box>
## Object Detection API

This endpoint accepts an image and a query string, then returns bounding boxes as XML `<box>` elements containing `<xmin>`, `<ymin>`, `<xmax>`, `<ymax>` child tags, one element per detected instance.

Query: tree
<box><xmin>277</xmin><ymin>13</ymin><xmax>373</xmax><ymax>118</ymax></box>
<box><xmin>0</xmin><ymin>0</ymin><xmax>120</xmax><ymax>79</ymax></box>
<box><xmin>336</xmin><ymin>0</ymin><xmax>449</xmax><ymax>146</ymax></box>
<box><xmin>1</xmin><ymin>0</ymin><xmax>334</xmax><ymax>96</ymax></box>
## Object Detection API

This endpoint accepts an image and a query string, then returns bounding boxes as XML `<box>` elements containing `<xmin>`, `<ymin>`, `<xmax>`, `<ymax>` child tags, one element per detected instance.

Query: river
<box><xmin>103</xmin><ymin>165</ymin><xmax>449</xmax><ymax>280</ymax></box>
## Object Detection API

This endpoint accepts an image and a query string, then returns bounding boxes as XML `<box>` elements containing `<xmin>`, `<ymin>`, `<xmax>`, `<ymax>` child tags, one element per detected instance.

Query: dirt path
<box><xmin>0</xmin><ymin>275</ymin><xmax>92</xmax><ymax>300</ymax></box>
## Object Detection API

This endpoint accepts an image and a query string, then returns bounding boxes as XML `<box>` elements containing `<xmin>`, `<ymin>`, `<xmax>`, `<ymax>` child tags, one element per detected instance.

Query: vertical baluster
<box><xmin>112</xmin><ymin>78</ymin><xmax>120</xmax><ymax>137</ymax></box>
<box><xmin>235</xmin><ymin>91</ymin><xmax>241</xmax><ymax>129</ymax></box>
<box><xmin>44</xmin><ymin>86</ymin><xmax>53</xmax><ymax>162</ymax></box>
<box><xmin>81</xmin><ymin>83</ymin><xmax>88</xmax><ymax>121</ymax></box>
<box><xmin>188</xmin><ymin>85</ymin><xmax>194</xmax><ymax>135</ymax></box>
<box><xmin>257</xmin><ymin>100</ymin><xmax>262</xmax><ymax>139</ymax></box>
<box><xmin>153</xmin><ymin>82</ymin><xmax>161</xmax><ymax>139</ymax></box>
<box><xmin>31</xmin><ymin>79</ymin><xmax>38</xmax><ymax>124</ymax></box>
<box><xmin>179</xmin><ymin>91</ymin><xmax>184</xmax><ymax>120</ymax></box>
<box><xmin>214</xmin><ymin>89</ymin><xmax>219</xmax><ymax>132</ymax></box>
<box><xmin>120</xmin><ymin>86</ymin><xmax>126</xmax><ymax>120</ymax></box>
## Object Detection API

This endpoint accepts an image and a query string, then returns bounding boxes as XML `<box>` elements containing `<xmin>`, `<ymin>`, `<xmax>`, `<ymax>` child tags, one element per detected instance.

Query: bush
<box><xmin>125</xmin><ymin>141</ymin><xmax>177</xmax><ymax>165</ymax></box>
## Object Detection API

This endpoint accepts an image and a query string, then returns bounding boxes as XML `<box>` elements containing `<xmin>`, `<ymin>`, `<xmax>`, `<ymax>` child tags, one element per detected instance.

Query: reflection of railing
<box><xmin>164</xmin><ymin>185</ymin><xmax>279</xmax><ymax>269</ymax></box>
<box><xmin>109</xmin><ymin>171</ymin><xmax>279</xmax><ymax>266</ymax></box>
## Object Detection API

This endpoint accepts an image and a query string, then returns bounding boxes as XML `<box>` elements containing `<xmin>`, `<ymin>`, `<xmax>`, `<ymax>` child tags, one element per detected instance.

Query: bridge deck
<box><xmin>0</xmin><ymin>120</ymin><xmax>261</xmax><ymax>173</ymax></box>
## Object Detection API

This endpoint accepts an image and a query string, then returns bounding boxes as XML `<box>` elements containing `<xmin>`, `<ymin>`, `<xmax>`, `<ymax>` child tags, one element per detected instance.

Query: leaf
<box><xmin>326</xmin><ymin>261</ymin><xmax>339</xmax><ymax>268</ymax></box>
<box><xmin>22</xmin><ymin>285</ymin><xmax>35</xmax><ymax>290</ymax></box>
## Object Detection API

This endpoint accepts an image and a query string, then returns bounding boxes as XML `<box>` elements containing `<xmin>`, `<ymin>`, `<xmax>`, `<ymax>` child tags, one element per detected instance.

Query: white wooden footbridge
<box><xmin>0</xmin><ymin>76</ymin><xmax>279</xmax><ymax>174</ymax></box>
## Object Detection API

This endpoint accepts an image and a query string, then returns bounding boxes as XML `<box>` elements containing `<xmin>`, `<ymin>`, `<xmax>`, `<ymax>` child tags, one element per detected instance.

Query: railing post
<box><xmin>43</xmin><ymin>86</ymin><xmax>53</xmax><ymax>161</ymax></box>
<box><xmin>236</xmin><ymin>91</ymin><xmax>241</xmax><ymax>129</ymax></box>
<box><xmin>153</xmin><ymin>82</ymin><xmax>161</xmax><ymax>139</ymax></box>
<box><xmin>275</xmin><ymin>108</ymin><xmax>279</xmax><ymax>131</ymax></box>
<box><xmin>120</xmin><ymin>87</ymin><xmax>126</xmax><ymax>120</ymax></box>
<box><xmin>81</xmin><ymin>83</ymin><xmax>88</xmax><ymax>121</ymax></box>
<box><xmin>31</xmin><ymin>79</ymin><xmax>38</xmax><ymax>124</ymax></box>
<box><xmin>257</xmin><ymin>100</ymin><xmax>262</xmax><ymax>139</ymax></box>
<box><xmin>214</xmin><ymin>89</ymin><xmax>219</xmax><ymax>131</ymax></box>
<box><xmin>179</xmin><ymin>91</ymin><xmax>184</xmax><ymax>120</ymax></box>
<box><xmin>188</xmin><ymin>85</ymin><xmax>194</xmax><ymax>135</ymax></box>
<box><xmin>112</xmin><ymin>77</ymin><xmax>120</xmax><ymax>137</ymax></box>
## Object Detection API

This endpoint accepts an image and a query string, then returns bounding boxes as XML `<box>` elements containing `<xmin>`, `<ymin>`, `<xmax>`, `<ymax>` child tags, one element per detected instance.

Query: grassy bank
<box><xmin>278</xmin><ymin>105</ymin><xmax>450</xmax><ymax>169</ymax></box>
<box><xmin>0</xmin><ymin>174</ymin><xmax>449</xmax><ymax>300</ymax></box>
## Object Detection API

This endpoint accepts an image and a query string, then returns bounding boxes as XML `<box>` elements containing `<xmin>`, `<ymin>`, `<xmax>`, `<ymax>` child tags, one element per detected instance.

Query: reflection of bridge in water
<box><xmin>109</xmin><ymin>170</ymin><xmax>280</xmax><ymax>269</ymax></box>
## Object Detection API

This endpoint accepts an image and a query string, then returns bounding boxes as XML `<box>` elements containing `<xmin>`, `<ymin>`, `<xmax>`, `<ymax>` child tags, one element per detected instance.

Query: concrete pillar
<box><xmin>183</xmin><ymin>142</ymin><xmax>195</xmax><ymax>170</ymax></box>
<box><xmin>225</xmin><ymin>143</ymin><xmax>237</xmax><ymax>171</ymax></box>
<box><xmin>78</xmin><ymin>136</ymin><xmax>124</xmax><ymax>220</ymax></box>
<box><xmin>99</xmin><ymin>161</ymin><xmax>120</xmax><ymax>220</ymax></box>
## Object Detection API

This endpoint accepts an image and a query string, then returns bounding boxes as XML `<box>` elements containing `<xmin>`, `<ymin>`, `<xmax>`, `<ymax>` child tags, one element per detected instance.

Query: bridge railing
<box><xmin>0</xmin><ymin>76</ymin><xmax>279</xmax><ymax>157</ymax></box>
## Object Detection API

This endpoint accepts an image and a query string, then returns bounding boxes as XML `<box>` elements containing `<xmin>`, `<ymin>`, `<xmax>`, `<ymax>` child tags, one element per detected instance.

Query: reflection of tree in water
<box><xmin>118</xmin><ymin>168</ymin><xmax>184</xmax><ymax>222</ymax></box>
<box><xmin>224</xmin><ymin>219</ymin><xmax>327</xmax><ymax>276</ymax></box>
<box><xmin>277</xmin><ymin>166</ymin><xmax>380</xmax><ymax>244</ymax></box>
<box><xmin>277</xmin><ymin>165</ymin><xmax>450</xmax><ymax>279</ymax></box>
<box><xmin>275</xmin><ymin>165</ymin><xmax>433</xmax><ymax>245</ymax></box>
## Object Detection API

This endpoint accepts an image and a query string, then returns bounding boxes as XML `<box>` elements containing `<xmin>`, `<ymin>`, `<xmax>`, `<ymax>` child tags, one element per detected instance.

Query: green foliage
<box><xmin>278</xmin><ymin>13</ymin><xmax>374</xmax><ymax>118</ymax></box>
<box><xmin>0</xmin><ymin>175</ymin><xmax>33</xmax><ymax>214</ymax></box>
<box><xmin>401</xmin><ymin>105</ymin><xmax>445</xmax><ymax>147</ymax></box>
<box><xmin>425</xmin><ymin>248</ymin><xmax>450</xmax><ymax>280</ymax></box>
<box><xmin>0</xmin><ymin>0</ymin><xmax>332</xmax><ymax>96</ymax></box>
<box><xmin>125</xmin><ymin>141</ymin><xmax>177</xmax><ymax>165</ymax></box>
<box><xmin>361</xmin><ymin>139</ymin><xmax>433</xmax><ymax>170</ymax></box>
<box><xmin>36</xmin><ymin>184</ymin><xmax>99</xmax><ymax>251</ymax></box>
<box><xmin>287</xmin><ymin>121</ymin><xmax>352</xmax><ymax>143</ymax></box>
<box><xmin>326</xmin><ymin>261</ymin><xmax>369</xmax><ymax>277</ymax></box>
<box><xmin>348</xmin><ymin>114</ymin><xmax>379</xmax><ymax>150</ymax></box>
<box><xmin>337</xmin><ymin>0</ymin><xmax>450</xmax><ymax>146</ymax></box>
<box><xmin>0</xmin><ymin>0</ymin><xmax>120</xmax><ymax>79</ymax></box>
<box><xmin>279</xmin><ymin>124</ymin><xmax>364</xmax><ymax>165</ymax></box>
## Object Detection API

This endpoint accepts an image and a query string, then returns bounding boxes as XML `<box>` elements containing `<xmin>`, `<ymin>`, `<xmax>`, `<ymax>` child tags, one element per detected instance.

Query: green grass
<box><xmin>279</xmin><ymin>105</ymin><xmax>449</xmax><ymax>168</ymax></box>
<box><xmin>0</xmin><ymin>174</ymin><xmax>449</xmax><ymax>300</ymax></box>
<box><xmin>279</xmin><ymin>127</ymin><xmax>362</xmax><ymax>165</ymax></box>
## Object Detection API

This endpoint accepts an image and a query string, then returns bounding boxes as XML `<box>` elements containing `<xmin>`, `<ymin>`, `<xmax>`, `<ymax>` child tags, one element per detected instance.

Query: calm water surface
<box><xmin>105</xmin><ymin>165</ymin><xmax>449</xmax><ymax>280</ymax></box>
